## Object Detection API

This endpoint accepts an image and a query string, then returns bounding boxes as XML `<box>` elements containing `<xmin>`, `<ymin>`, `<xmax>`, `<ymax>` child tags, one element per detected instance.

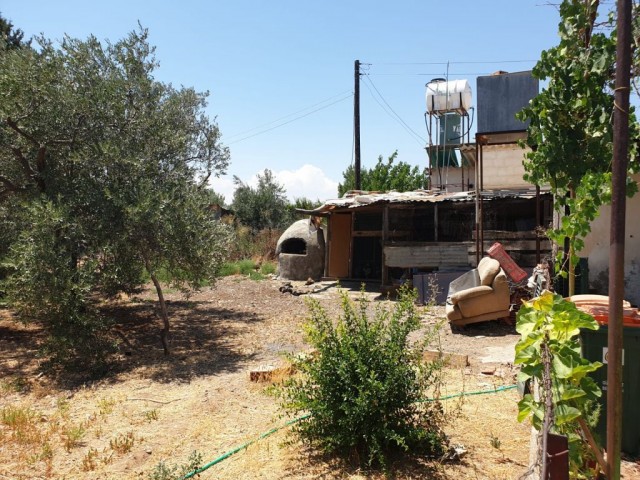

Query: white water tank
<box><xmin>426</xmin><ymin>79</ymin><xmax>472</xmax><ymax>113</ymax></box>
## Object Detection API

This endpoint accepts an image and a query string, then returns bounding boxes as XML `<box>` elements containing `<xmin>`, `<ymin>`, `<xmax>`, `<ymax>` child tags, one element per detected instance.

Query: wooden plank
<box><xmin>423</xmin><ymin>350</ymin><xmax>469</xmax><ymax>368</ymax></box>
<box><xmin>327</xmin><ymin>213</ymin><xmax>351</xmax><ymax>278</ymax></box>
<box><xmin>472</xmin><ymin>230</ymin><xmax>547</xmax><ymax>240</ymax></box>
<box><xmin>467</xmin><ymin>239</ymin><xmax>551</xmax><ymax>252</ymax></box>
<box><xmin>386</xmin><ymin>241</ymin><xmax>475</xmax><ymax>248</ymax></box>
<box><xmin>384</xmin><ymin>244</ymin><xmax>469</xmax><ymax>268</ymax></box>
<box><xmin>352</xmin><ymin>230</ymin><xmax>382</xmax><ymax>237</ymax></box>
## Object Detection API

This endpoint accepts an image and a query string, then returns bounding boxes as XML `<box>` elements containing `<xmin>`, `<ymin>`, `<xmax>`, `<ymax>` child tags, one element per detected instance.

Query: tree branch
<box><xmin>577</xmin><ymin>416</ymin><xmax>607</xmax><ymax>474</ymax></box>
<box><xmin>11</xmin><ymin>147</ymin><xmax>36</xmax><ymax>177</ymax></box>
<box><xmin>0</xmin><ymin>175</ymin><xmax>19</xmax><ymax>192</ymax></box>
<box><xmin>583</xmin><ymin>0</ymin><xmax>600</xmax><ymax>48</ymax></box>
<box><xmin>5</xmin><ymin>117</ymin><xmax>39</xmax><ymax>147</ymax></box>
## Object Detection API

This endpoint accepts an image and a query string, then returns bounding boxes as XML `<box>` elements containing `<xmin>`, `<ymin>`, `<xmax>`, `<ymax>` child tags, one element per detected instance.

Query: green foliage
<box><xmin>219</xmin><ymin>259</ymin><xmax>275</xmax><ymax>279</ymax></box>
<box><xmin>515</xmin><ymin>291</ymin><xmax>602</xmax><ymax>477</ymax></box>
<box><xmin>259</xmin><ymin>261</ymin><xmax>277</xmax><ymax>275</ymax></box>
<box><xmin>0</xmin><ymin>26</ymin><xmax>232</xmax><ymax>368</ymax></box>
<box><xmin>219</xmin><ymin>259</ymin><xmax>256</xmax><ymax>277</ymax></box>
<box><xmin>281</xmin><ymin>286</ymin><xmax>447</xmax><ymax>468</ymax></box>
<box><xmin>338</xmin><ymin>151</ymin><xmax>426</xmax><ymax>196</ymax></box>
<box><xmin>518</xmin><ymin>0</ymin><xmax>639</xmax><ymax>274</ymax></box>
<box><xmin>201</xmin><ymin>188</ymin><xmax>226</xmax><ymax>208</ymax></box>
<box><xmin>4</xmin><ymin>201</ymin><xmax>114</xmax><ymax>372</ymax></box>
<box><xmin>227</xmin><ymin>225</ymin><xmax>282</xmax><ymax>262</ymax></box>
<box><xmin>290</xmin><ymin>197</ymin><xmax>322</xmax><ymax>211</ymax></box>
<box><xmin>147</xmin><ymin>450</ymin><xmax>203</xmax><ymax>480</ymax></box>
<box><xmin>236</xmin><ymin>259</ymin><xmax>258</xmax><ymax>275</ymax></box>
<box><xmin>231</xmin><ymin>169</ymin><xmax>292</xmax><ymax>231</ymax></box>
<box><xmin>0</xmin><ymin>13</ymin><xmax>29</xmax><ymax>50</ymax></box>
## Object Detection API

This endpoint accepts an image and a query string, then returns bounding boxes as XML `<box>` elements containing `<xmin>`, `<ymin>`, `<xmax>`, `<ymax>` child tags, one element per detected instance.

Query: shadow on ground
<box><xmin>450</xmin><ymin>319</ymin><xmax>517</xmax><ymax>338</ymax></box>
<box><xmin>0</xmin><ymin>294</ymin><xmax>267</xmax><ymax>389</ymax></box>
<box><xmin>279</xmin><ymin>446</ymin><xmax>450</xmax><ymax>480</ymax></box>
<box><xmin>100</xmin><ymin>298</ymin><xmax>265</xmax><ymax>384</ymax></box>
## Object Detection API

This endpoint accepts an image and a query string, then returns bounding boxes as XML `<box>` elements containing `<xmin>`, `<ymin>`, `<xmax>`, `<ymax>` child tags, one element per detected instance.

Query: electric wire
<box><xmin>225</xmin><ymin>89</ymin><xmax>353</xmax><ymax>140</ymax></box>
<box><xmin>179</xmin><ymin>385</ymin><xmax>518</xmax><ymax>479</ymax></box>
<box><xmin>361</xmin><ymin>75</ymin><xmax>426</xmax><ymax>146</ymax></box>
<box><xmin>369</xmin><ymin>72</ymin><xmax>499</xmax><ymax>76</ymax></box>
<box><xmin>226</xmin><ymin>93</ymin><xmax>353</xmax><ymax>145</ymax></box>
<box><xmin>373</xmin><ymin>59</ymin><xmax>537</xmax><ymax>65</ymax></box>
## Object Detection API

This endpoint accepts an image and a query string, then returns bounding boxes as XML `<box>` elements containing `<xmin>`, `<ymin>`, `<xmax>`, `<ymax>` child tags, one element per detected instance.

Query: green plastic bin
<box><xmin>581</xmin><ymin>308</ymin><xmax>640</xmax><ymax>456</ymax></box>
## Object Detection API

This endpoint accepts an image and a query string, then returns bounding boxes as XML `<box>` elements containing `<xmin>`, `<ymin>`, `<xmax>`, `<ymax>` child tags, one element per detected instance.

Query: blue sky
<box><xmin>4</xmin><ymin>1</ymin><xmax>563</xmax><ymax>202</ymax></box>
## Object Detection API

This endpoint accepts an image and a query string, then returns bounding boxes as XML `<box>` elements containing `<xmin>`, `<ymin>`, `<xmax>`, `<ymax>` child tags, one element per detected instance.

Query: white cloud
<box><xmin>274</xmin><ymin>164</ymin><xmax>339</xmax><ymax>202</ymax></box>
<box><xmin>207</xmin><ymin>175</ymin><xmax>236</xmax><ymax>205</ymax></box>
<box><xmin>209</xmin><ymin>164</ymin><xmax>340</xmax><ymax>204</ymax></box>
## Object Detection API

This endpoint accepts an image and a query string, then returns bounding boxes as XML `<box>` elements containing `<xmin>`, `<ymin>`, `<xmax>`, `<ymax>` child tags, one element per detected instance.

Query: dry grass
<box><xmin>1</xmin><ymin>277</ymin><xmax>639</xmax><ymax>479</ymax></box>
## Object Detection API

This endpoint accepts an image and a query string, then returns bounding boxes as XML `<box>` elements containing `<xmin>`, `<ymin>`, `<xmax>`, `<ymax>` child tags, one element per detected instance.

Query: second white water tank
<box><xmin>426</xmin><ymin>79</ymin><xmax>472</xmax><ymax>113</ymax></box>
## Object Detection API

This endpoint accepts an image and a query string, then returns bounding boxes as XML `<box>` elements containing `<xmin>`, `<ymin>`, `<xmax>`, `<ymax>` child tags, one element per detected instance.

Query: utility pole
<box><xmin>607</xmin><ymin>0</ymin><xmax>632</xmax><ymax>478</ymax></box>
<box><xmin>354</xmin><ymin>59</ymin><xmax>361</xmax><ymax>190</ymax></box>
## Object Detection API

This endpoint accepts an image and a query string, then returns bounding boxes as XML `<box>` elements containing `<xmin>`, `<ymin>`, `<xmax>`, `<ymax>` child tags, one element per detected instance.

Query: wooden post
<box><xmin>354</xmin><ymin>60</ymin><xmax>361</xmax><ymax>190</ymax></box>
<box><xmin>607</xmin><ymin>1</ymin><xmax>632</xmax><ymax>478</ymax></box>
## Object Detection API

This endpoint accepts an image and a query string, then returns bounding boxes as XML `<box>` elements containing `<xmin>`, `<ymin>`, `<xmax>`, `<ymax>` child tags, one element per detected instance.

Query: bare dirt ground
<box><xmin>1</xmin><ymin>276</ymin><xmax>639</xmax><ymax>479</ymax></box>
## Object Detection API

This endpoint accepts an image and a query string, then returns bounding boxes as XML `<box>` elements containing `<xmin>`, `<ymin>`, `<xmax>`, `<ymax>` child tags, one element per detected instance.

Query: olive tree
<box><xmin>231</xmin><ymin>169</ymin><xmax>292</xmax><ymax>231</ymax></box>
<box><xmin>1</xmin><ymin>27</ymin><xmax>231</xmax><ymax>367</ymax></box>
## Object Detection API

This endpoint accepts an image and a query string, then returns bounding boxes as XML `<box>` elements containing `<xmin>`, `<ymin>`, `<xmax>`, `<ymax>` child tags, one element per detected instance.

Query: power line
<box><xmin>227</xmin><ymin>93</ymin><xmax>353</xmax><ymax>145</ymax></box>
<box><xmin>362</xmin><ymin>75</ymin><xmax>426</xmax><ymax>145</ymax></box>
<box><xmin>368</xmin><ymin>72</ymin><xmax>498</xmax><ymax>76</ymax></box>
<box><xmin>373</xmin><ymin>59</ymin><xmax>537</xmax><ymax>65</ymax></box>
<box><xmin>225</xmin><ymin>90</ymin><xmax>352</xmax><ymax>141</ymax></box>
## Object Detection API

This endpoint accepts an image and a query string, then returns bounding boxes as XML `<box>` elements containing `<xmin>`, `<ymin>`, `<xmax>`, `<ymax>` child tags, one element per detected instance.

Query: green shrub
<box><xmin>147</xmin><ymin>450</ymin><xmax>203</xmax><ymax>480</ymax></box>
<box><xmin>5</xmin><ymin>202</ymin><xmax>115</xmax><ymax>373</ymax></box>
<box><xmin>219</xmin><ymin>259</ymin><xmax>261</xmax><ymax>278</ymax></box>
<box><xmin>228</xmin><ymin>225</ymin><xmax>282</xmax><ymax>262</ymax></box>
<box><xmin>237</xmin><ymin>259</ymin><xmax>257</xmax><ymax>276</ymax></box>
<box><xmin>281</xmin><ymin>285</ymin><xmax>447</xmax><ymax>468</ymax></box>
<box><xmin>219</xmin><ymin>262</ymin><xmax>240</xmax><ymax>277</ymax></box>
<box><xmin>259</xmin><ymin>261</ymin><xmax>277</xmax><ymax>275</ymax></box>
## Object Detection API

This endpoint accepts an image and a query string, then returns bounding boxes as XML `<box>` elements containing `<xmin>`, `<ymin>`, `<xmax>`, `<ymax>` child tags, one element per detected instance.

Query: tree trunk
<box><xmin>145</xmin><ymin>259</ymin><xmax>171</xmax><ymax>355</ymax></box>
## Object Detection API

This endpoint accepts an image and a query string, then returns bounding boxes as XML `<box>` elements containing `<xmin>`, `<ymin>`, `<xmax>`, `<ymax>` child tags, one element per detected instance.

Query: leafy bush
<box><xmin>259</xmin><ymin>261</ymin><xmax>277</xmax><ymax>275</ymax></box>
<box><xmin>227</xmin><ymin>225</ymin><xmax>282</xmax><ymax>262</ymax></box>
<box><xmin>220</xmin><ymin>259</ymin><xmax>257</xmax><ymax>277</ymax></box>
<box><xmin>237</xmin><ymin>259</ymin><xmax>258</xmax><ymax>276</ymax></box>
<box><xmin>281</xmin><ymin>286</ymin><xmax>447</xmax><ymax>468</ymax></box>
<box><xmin>219</xmin><ymin>262</ymin><xmax>240</xmax><ymax>277</ymax></box>
<box><xmin>4</xmin><ymin>202</ymin><xmax>115</xmax><ymax>373</ymax></box>
<box><xmin>220</xmin><ymin>259</ymin><xmax>277</xmax><ymax>279</ymax></box>
<box><xmin>147</xmin><ymin>450</ymin><xmax>203</xmax><ymax>480</ymax></box>
<box><xmin>515</xmin><ymin>291</ymin><xmax>603</xmax><ymax>477</ymax></box>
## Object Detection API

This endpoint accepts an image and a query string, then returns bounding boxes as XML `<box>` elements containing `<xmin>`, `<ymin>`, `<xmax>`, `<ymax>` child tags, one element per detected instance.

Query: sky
<box><xmin>3</xmin><ymin>1</ymin><xmax>564</xmax><ymax>203</ymax></box>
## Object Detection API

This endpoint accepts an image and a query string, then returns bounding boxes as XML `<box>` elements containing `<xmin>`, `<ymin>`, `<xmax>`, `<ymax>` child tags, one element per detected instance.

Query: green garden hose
<box><xmin>180</xmin><ymin>384</ymin><xmax>517</xmax><ymax>479</ymax></box>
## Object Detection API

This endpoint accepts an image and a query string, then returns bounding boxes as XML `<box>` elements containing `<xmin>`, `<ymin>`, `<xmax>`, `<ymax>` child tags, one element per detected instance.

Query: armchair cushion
<box><xmin>477</xmin><ymin>257</ymin><xmax>501</xmax><ymax>286</ymax></box>
<box><xmin>449</xmin><ymin>285</ymin><xmax>493</xmax><ymax>305</ymax></box>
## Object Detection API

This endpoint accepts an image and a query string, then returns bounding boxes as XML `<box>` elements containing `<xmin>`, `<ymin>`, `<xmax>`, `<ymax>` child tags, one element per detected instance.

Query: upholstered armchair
<box><xmin>445</xmin><ymin>257</ymin><xmax>511</xmax><ymax>327</ymax></box>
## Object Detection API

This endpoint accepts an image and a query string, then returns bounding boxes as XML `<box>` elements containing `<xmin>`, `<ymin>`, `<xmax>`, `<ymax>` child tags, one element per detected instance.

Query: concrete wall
<box><xmin>580</xmin><ymin>174</ymin><xmax>640</xmax><ymax>306</ymax></box>
<box><xmin>482</xmin><ymin>145</ymin><xmax>530</xmax><ymax>190</ymax></box>
<box><xmin>432</xmin><ymin>144</ymin><xmax>531</xmax><ymax>192</ymax></box>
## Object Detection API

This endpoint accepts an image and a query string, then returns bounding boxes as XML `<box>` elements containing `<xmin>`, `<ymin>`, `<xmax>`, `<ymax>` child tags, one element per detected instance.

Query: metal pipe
<box><xmin>475</xmin><ymin>137</ymin><xmax>480</xmax><ymax>265</ymax></box>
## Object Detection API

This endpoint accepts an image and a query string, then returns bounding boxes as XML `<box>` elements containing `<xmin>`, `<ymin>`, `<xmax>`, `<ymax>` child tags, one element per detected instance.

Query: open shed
<box><xmin>303</xmin><ymin>189</ymin><xmax>552</xmax><ymax>289</ymax></box>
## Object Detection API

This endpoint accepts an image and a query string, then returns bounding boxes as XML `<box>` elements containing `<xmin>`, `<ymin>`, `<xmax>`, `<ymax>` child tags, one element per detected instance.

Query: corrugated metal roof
<box><xmin>300</xmin><ymin>188</ymin><xmax>548</xmax><ymax>215</ymax></box>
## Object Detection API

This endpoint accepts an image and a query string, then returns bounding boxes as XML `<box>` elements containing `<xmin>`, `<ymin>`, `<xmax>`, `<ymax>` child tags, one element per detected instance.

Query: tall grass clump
<box><xmin>281</xmin><ymin>285</ymin><xmax>448</xmax><ymax>468</ymax></box>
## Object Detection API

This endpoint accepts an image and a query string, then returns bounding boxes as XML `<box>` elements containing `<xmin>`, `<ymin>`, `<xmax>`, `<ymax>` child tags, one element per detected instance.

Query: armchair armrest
<box><xmin>449</xmin><ymin>285</ymin><xmax>493</xmax><ymax>305</ymax></box>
